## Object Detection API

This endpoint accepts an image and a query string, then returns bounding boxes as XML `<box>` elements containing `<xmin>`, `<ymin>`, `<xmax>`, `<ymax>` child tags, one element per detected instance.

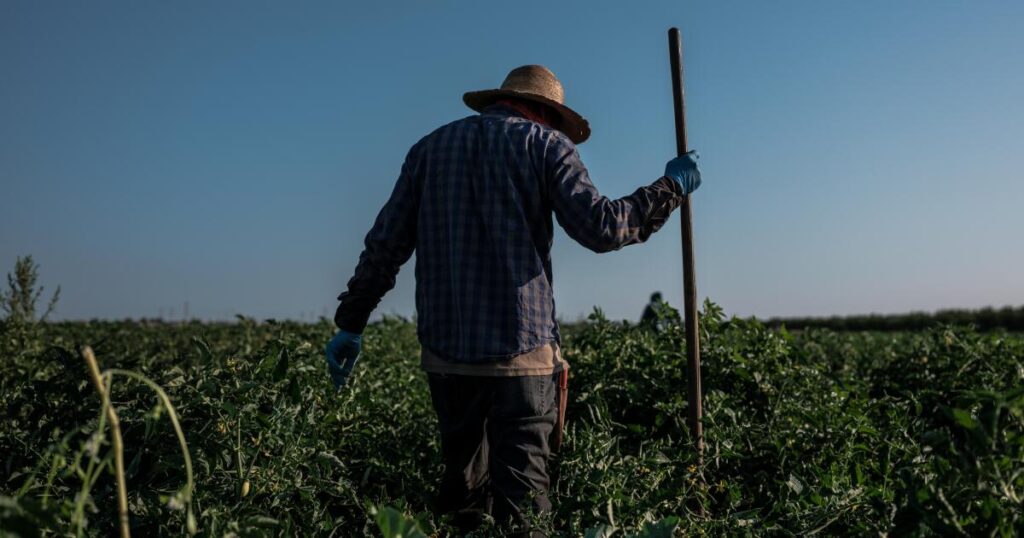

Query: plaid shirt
<box><xmin>335</xmin><ymin>105</ymin><xmax>684</xmax><ymax>362</ymax></box>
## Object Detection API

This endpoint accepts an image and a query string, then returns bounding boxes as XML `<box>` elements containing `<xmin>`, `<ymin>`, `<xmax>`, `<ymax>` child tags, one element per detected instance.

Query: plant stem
<box><xmin>82</xmin><ymin>346</ymin><xmax>131</xmax><ymax>538</ymax></box>
<box><xmin>106</xmin><ymin>368</ymin><xmax>196</xmax><ymax>534</ymax></box>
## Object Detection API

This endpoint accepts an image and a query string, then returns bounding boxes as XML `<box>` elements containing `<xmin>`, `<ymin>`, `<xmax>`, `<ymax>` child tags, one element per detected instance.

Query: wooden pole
<box><xmin>668</xmin><ymin>27</ymin><xmax>704</xmax><ymax>469</ymax></box>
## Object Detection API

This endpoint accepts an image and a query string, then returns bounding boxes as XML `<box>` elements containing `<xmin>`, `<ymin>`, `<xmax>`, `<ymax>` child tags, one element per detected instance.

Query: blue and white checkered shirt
<box><xmin>336</xmin><ymin>105</ymin><xmax>683</xmax><ymax>363</ymax></box>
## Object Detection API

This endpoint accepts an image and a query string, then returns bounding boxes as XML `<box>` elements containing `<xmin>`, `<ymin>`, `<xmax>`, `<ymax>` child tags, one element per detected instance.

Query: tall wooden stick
<box><xmin>668</xmin><ymin>27</ymin><xmax>704</xmax><ymax>469</ymax></box>
<box><xmin>82</xmin><ymin>346</ymin><xmax>131</xmax><ymax>538</ymax></box>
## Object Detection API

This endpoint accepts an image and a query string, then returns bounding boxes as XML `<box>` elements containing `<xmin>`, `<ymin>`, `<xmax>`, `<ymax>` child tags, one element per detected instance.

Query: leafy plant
<box><xmin>1</xmin><ymin>255</ymin><xmax>60</xmax><ymax>324</ymax></box>
<box><xmin>1</xmin><ymin>305</ymin><xmax>1022</xmax><ymax>536</ymax></box>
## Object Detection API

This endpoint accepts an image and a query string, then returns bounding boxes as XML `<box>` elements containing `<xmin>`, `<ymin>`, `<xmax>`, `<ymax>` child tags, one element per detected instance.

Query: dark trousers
<box><xmin>427</xmin><ymin>371</ymin><xmax>561</xmax><ymax>533</ymax></box>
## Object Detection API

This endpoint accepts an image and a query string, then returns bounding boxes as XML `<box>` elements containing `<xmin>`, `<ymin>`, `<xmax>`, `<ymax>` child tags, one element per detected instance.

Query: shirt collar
<box><xmin>482</xmin><ymin>103</ymin><xmax>525</xmax><ymax>118</ymax></box>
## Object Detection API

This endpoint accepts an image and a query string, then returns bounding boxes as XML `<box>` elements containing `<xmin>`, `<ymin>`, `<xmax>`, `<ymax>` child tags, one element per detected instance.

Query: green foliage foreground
<box><xmin>1</xmin><ymin>303</ymin><xmax>1022</xmax><ymax>536</ymax></box>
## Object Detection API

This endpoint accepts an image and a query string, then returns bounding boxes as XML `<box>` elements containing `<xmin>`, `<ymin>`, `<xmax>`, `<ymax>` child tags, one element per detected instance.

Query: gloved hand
<box><xmin>325</xmin><ymin>330</ymin><xmax>361</xmax><ymax>390</ymax></box>
<box><xmin>664</xmin><ymin>150</ymin><xmax>702</xmax><ymax>195</ymax></box>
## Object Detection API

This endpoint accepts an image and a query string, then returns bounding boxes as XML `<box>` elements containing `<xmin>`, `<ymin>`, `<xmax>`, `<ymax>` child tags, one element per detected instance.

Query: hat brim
<box><xmin>463</xmin><ymin>89</ymin><xmax>591</xmax><ymax>144</ymax></box>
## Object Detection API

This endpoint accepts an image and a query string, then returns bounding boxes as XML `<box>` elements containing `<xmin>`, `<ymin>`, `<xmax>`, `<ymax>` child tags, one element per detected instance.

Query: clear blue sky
<box><xmin>2</xmin><ymin>1</ymin><xmax>1022</xmax><ymax>322</ymax></box>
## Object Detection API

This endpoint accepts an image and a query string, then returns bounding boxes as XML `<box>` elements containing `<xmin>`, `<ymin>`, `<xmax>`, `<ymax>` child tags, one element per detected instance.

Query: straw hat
<box><xmin>463</xmin><ymin>65</ymin><xmax>591</xmax><ymax>144</ymax></box>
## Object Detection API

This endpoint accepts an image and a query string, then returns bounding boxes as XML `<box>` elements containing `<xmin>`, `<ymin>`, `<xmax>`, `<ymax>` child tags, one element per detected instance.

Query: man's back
<box><xmin>335</xmin><ymin>104</ymin><xmax>685</xmax><ymax>363</ymax></box>
<box><xmin>412</xmin><ymin>106</ymin><xmax>564</xmax><ymax>361</ymax></box>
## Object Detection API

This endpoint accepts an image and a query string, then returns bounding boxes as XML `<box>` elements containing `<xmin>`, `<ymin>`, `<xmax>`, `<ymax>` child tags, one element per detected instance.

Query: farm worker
<box><xmin>326</xmin><ymin>65</ymin><xmax>701</xmax><ymax>534</ymax></box>
<box><xmin>641</xmin><ymin>291</ymin><xmax>665</xmax><ymax>325</ymax></box>
<box><xmin>641</xmin><ymin>291</ymin><xmax>681</xmax><ymax>331</ymax></box>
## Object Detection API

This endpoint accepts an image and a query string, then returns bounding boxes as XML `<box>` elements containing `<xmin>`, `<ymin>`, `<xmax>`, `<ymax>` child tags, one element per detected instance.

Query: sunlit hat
<box><xmin>463</xmin><ymin>65</ymin><xmax>591</xmax><ymax>144</ymax></box>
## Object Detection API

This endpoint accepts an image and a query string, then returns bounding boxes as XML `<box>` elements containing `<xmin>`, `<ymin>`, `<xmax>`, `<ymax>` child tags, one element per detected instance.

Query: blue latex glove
<box><xmin>664</xmin><ymin>150</ymin><xmax>702</xmax><ymax>195</ymax></box>
<box><xmin>325</xmin><ymin>330</ymin><xmax>361</xmax><ymax>390</ymax></box>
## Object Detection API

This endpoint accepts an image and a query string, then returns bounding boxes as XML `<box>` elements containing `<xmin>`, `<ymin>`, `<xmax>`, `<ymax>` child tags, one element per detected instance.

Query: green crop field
<box><xmin>1</xmin><ymin>303</ymin><xmax>1022</xmax><ymax>536</ymax></box>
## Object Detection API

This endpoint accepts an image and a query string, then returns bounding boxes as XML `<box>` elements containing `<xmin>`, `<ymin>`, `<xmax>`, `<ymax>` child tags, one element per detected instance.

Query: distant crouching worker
<box><xmin>641</xmin><ymin>291</ymin><xmax>680</xmax><ymax>331</ymax></box>
<box><xmin>641</xmin><ymin>291</ymin><xmax>665</xmax><ymax>325</ymax></box>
